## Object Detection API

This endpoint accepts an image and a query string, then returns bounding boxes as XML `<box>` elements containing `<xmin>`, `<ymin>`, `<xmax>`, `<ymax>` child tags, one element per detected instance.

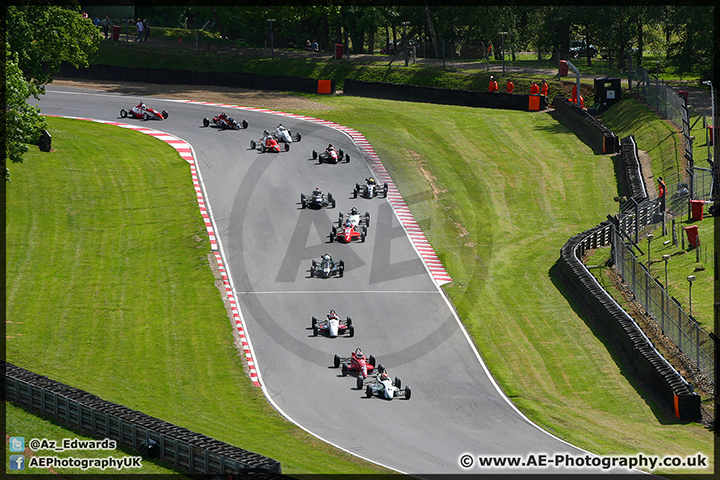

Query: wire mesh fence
<box><xmin>611</xmin><ymin>226</ymin><xmax>714</xmax><ymax>383</ymax></box>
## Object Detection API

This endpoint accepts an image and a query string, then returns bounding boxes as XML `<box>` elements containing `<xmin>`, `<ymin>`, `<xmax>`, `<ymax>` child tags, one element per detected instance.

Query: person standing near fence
<box><xmin>143</xmin><ymin>18</ymin><xmax>150</xmax><ymax>42</ymax></box>
<box><xmin>540</xmin><ymin>79</ymin><xmax>548</xmax><ymax>96</ymax></box>
<box><xmin>488</xmin><ymin>75</ymin><xmax>498</xmax><ymax>92</ymax></box>
<box><xmin>530</xmin><ymin>81</ymin><xmax>540</xmax><ymax>95</ymax></box>
<box><xmin>136</xmin><ymin>18</ymin><xmax>143</xmax><ymax>42</ymax></box>
<box><xmin>658</xmin><ymin>177</ymin><xmax>666</xmax><ymax>211</ymax></box>
<box><xmin>506</xmin><ymin>79</ymin><xmax>514</xmax><ymax>93</ymax></box>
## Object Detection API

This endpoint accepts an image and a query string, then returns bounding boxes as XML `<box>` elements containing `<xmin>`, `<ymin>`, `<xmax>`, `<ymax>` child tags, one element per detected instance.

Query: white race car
<box><xmin>312</xmin><ymin>310</ymin><xmax>353</xmax><ymax>337</ymax></box>
<box><xmin>273</xmin><ymin>124</ymin><xmax>301</xmax><ymax>143</ymax></box>
<box><xmin>353</xmin><ymin>177</ymin><xmax>388</xmax><ymax>199</ymax></box>
<box><xmin>364</xmin><ymin>371</ymin><xmax>411</xmax><ymax>400</ymax></box>
<box><xmin>337</xmin><ymin>207</ymin><xmax>370</xmax><ymax>229</ymax></box>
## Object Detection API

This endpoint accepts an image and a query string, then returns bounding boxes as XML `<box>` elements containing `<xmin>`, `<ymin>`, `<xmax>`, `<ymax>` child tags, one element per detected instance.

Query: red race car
<box><xmin>330</xmin><ymin>218</ymin><xmax>367</xmax><ymax>243</ymax></box>
<box><xmin>120</xmin><ymin>103</ymin><xmax>168</xmax><ymax>121</ymax></box>
<box><xmin>250</xmin><ymin>130</ymin><xmax>290</xmax><ymax>153</ymax></box>
<box><xmin>334</xmin><ymin>348</ymin><xmax>382</xmax><ymax>388</ymax></box>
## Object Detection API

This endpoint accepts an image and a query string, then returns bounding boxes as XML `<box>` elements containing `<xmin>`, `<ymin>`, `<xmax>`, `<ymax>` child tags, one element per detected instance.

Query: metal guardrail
<box><xmin>4</xmin><ymin>362</ymin><xmax>282</xmax><ymax>476</ymax></box>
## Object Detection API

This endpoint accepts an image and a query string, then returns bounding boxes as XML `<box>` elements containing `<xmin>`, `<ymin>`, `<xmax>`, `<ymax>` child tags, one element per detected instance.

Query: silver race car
<box><xmin>364</xmin><ymin>371</ymin><xmax>411</xmax><ymax>400</ymax></box>
<box><xmin>310</xmin><ymin>253</ymin><xmax>344</xmax><ymax>278</ymax></box>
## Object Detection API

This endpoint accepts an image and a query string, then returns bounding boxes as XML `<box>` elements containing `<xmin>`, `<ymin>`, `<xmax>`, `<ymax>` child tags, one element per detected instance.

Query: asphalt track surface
<box><xmin>38</xmin><ymin>86</ymin><xmax>635</xmax><ymax>476</ymax></box>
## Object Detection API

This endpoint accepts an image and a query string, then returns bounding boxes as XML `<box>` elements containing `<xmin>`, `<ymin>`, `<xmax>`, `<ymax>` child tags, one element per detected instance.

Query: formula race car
<box><xmin>273</xmin><ymin>124</ymin><xmax>301</xmax><ymax>143</ymax></box>
<box><xmin>365</xmin><ymin>371</ymin><xmax>411</xmax><ymax>400</ymax></box>
<box><xmin>301</xmin><ymin>188</ymin><xmax>335</xmax><ymax>209</ymax></box>
<box><xmin>334</xmin><ymin>348</ymin><xmax>379</xmax><ymax>385</ymax></box>
<box><xmin>312</xmin><ymin>145</ymin><xmax>349</xmax><ymax>164</ymax></box>
<box><xmin>353</xmin><ymin>177</ymin><xmax>389</xmax><ymax>199</ymax></box>
<box><xmin>338</xmin><ymin>207</ymin><xmax>370</xmax><ymax>228</ymax></box>
<box><xmin>120</xmin><ymin>103</ymin><xmax>168</xmax><ymax>121</ymax></box>
<box><xmin>310</xmin><ymin>253</ymin><xmax>344</xmax><ymax>278</ymax></box>
<box><xmin>250</xmin><ymin>130</ymin><xmax>290</xmax><ymax>153</ymax></box>
<box><xmin>312</xmin><ymin>310</ymin><xmax>353</xmax><ymax>337</ymax></box>
<box><xmin>330</xmin><ymin>219</ymin><xmax>367</xmax><ymax>243</ymax></box>
<box><xmin>202</xmin><ymin>113</ymin><xmax>249</xmax><ymax>130</ymax></box>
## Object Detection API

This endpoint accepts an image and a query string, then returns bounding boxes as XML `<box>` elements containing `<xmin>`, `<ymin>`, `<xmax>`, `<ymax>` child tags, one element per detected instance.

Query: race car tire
<box><xmin>312</xmin><ymin>150</ymin><xmax>318</xmax><ymax>160</ymax></box>
<box><xmin>330</xmin><ymin>197</ymin><xmax>336</xmax><ymax>209</ymax></box>
<box><xmin>310</xmin><ymin>267</ymin><xmax>315</xmax><ymax>277</ymax></box>
<box><xmin>395</xmin><ymin>377</ymin><xmax>402</xmax><ymax>389</ymax></box>
<box><xmin>250</xmin><ymin>140</ymin><xmax>256</xmax><ymax>150</ymax></box>
<box><xmin>313</xmin><ymin>325</ymin><xmax>319</xmax><ymax>336</ymax></box>
<box><xmin>120</xmin><ymin>109</ymin><xmax>128</xmax><ymax>118</ymax></box>
<box><xmin>338</xmin><ymin>260</ymin><xmax>344</xmax><ymax>277</ymax></box>
<box><xmin>329</xmin><ymin>232</ymin><xmax>334</xmax><ymax>242</ymax></box>
<box><xmin>341</xmin><ymin>363</ymin><xmax>348</xmax><ymax>376</ymax></box>
<box><xmin>356</xmin><ymin>375</ymin><xmax>363</xmax><ymax>390</ymax></box>
<box><xmin>404</xmin><ymin>386</ymin><xmax>412</xmax><ymax>400</ymax></box>
<box><xmin>348</xmin><ymin>325</ymin><xmax>355</xmax><ymax>338</ymax></box>
<box><xmin>312</xmin><ymin>316</ymin><xmax>318</xmax><ymax>327</ymax></box>
<box><xmin>346</xmin><ymin>316</ymin><xmax>352</xmax><ymax>327</ymax></box>
<box><xmin>285</xmin><ymin>143</ymin><xmax>290</xmax><ymax>152</ymax></box>
<box><xmin>339</xmin><ymin>149</ymin><xmax>344</xmax><ymax>158</ymax></box>
<box><xmin>353</xmin><ymin>189</ymin><xmax>358</xmax><ymax>199</ymax></box>
<box><xmin>295</xmin><ymin>132</ymin><xmax>301</xmax><ymax>142</ymax></box>
<box><xmin>220</xmin><ymin>122</ymin><xmax>227</xmax><ymax>130</ymax></box>
<box><xmin>142</xmin><ymin>113</ymin><xmax>149</xmax><ymax>121</ymax></box>
<box><xmin>242</xmin><ymin>120</ymin><xmax>249</xmax><ymax>129</ymax></box>
<box><xmin>366</xmin><ymin>385</ymin><xmax>373</xmax><ymax>398</ymax></box>
<box><xmin>369</xmin><ymin>355</ymin><xmax>376</xmax><ymax>368</ymax></box>
<box><xmin>361</xmin><ymin>231</ymin><xmax>366</xmax><ymax>242</ymax></box>
<box><xmin>334</xmin><ymin>354</ymin><xmax>341</xmax><ymax>368</ymax></box>
<box><xmin>202</xmin><ymin>118</ymin><xmax>210</xmax><ymax>127</ymax></box>
<box><xmin>365</xmin><ymin>213</ymin><xmax>370</xmax><ymax>228</ymax></box>
<box><xmin>383</xmin><ymin>184</ymin><xmax>389</xmax><ymax>197</ymax></box>
<box><xmin>345</xmin><ymin>154</ymin><xmax>351</xmax><ymax>163</ymax></box>
<box><xmin>162</xmin><ymin>110</ymin><xmax>169</xmax><ymax>119</ymax></box>
<box><xmin>260</xmin><ymin>144</ymin><xmax>266</xmax><ymax>153</ymax></box>
<box><xmin>301</xmin><ymin>193</ymin><xmax>306</xmax><ymax>209</ymax></box>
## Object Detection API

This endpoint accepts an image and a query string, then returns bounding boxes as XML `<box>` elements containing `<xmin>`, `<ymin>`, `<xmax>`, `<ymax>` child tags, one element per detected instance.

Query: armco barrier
<box><xmin>618</xmin><ymin>135</ymin><xmax>648</xmax><ymax>200</ymax></box>
<box><xmin>558</xmin><ymin>223</ymin><xmax>701</xmax><ymax>421</ymax></box>
<box><xmin>344</xmin><ymin>79</ymin><xmax>547</xmax><ymax>111</ymax></box>
<box><xmin>58</xmin><ymin>63</ymin><xmax>334</xmax><ymax>95</ymax></box>
<box><xmin>553</xmin><ymin>97</ymin><xmax>618</xmax><ymax>154</ymax></box>
<box><xmin>4</xmin><ymin>362</ymin><xmax>282</xmax><ymax>475</ymax></box>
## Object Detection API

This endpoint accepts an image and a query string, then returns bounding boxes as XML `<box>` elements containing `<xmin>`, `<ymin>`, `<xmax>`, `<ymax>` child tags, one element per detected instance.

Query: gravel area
<box><xmin>51</xmin><ymin>78</ymin><xmax>334</xmax><ymax>113</ymax></box>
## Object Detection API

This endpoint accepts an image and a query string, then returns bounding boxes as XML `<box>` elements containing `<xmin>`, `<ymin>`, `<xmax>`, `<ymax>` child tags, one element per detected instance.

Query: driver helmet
<box><xmin>277</xmin><ymin>124</ymin><xmax>285</xmax><ymax>130</ymax></box>
<box><xmin>350</xmin><ymin>207</ymin><xmax>358</xmax><ymax>215</ymax></box>
<box><xmin>345</xmin><ymin>220</ymin><xmax>352</xmax><ymax>228</ymax></box>
<box><xmin>329</xmin><ymin>309</ymin><xmax>338</xmax><ymax>319</ymax></box>
<box><xmin>313</xmin><ymin>187</ymin><xmax>321</xmax><ymax>195</ymax></box>
<box><xmin>323</xmin><ymin>253</ymin><xmax>331</xmax><ymax>261</ymax></box>
<box><xmin>355</xmin><ymin>348</ymin><xmax>363</xmax><ymax>358</ymax></box>
<box><xmin>139</xmin><ymin>103</ymin><xmax>146</xmax><ymax>109</ymax></box>
<box><xmin>220</xmin><ymin>112</ymin><xmax>226</xmax><ymax>119</ymax></box>
<box><xmin>368</xmin><ymin>177</ymin><xmax>376</xmax><ymax>185</ymax></box>
<box><xmin>327</xmin><ymin>144</ymin><xmax>334</xmax><ymax>150</ymax></box>
<box><xmin>380</xmin><ymin>372</ymin><xmax>389</xmax><ymax>381</ymax></box>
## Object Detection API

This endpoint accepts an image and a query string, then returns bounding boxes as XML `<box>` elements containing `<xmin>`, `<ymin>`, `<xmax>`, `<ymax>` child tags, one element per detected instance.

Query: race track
<box><xmin>37</xmin><ymin>86</ymin><xmax>632</xmax><ymax>475</ymax></box>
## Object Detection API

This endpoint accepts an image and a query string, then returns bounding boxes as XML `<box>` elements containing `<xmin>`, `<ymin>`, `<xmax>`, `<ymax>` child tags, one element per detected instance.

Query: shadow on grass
<box><xmin>548</xmin><ymin>258</ymin><xmax>695</xmax><ymax>426</ymax></box>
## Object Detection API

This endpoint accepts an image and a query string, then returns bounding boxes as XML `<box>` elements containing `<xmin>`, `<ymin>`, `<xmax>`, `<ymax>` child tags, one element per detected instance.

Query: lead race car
<box><xmin>120</xmin><ymin>102</ymin><xmax>168</xmax><ymax>121</ymax></box>
<box><xmin>310</xmin><ymin>253</ymin><xmax>344</xmax><ymax>278</ymax></box>
<box><xmin>334</xmin><ymin>348</ymin><xmax>381</xmax><ymax>388</ymax></box>
<box><xmin>353</xmin><ymin>177</ymin><xmax>389</xmax><ymax>199</ymax></box>
<box><xmin>365</xmin><ymin>371</ymin><xmax>412</xmax><ymax>400</ymax></box>
<box><xmin>250</xmin><ymin>130</ymin><xmax>290</xmax><ymax>153</ymax></box>
<box><xmin>301</xmin><ymin>188</ymin><xmax>335</xmax><ymax>209</ymax></box>
<box><xmin>312</xmin><ymin>144</ymin><xmax>349</xmax><ymax>164</ymax></box>
<box><xmin>202</xmin><ymin>112</ymin><xmax>249</xmax><ymax>130</ymax></box>
<box><xmin>312</xmin><ymin>309</ymin><xmax>353</xmax><ymax>337</ymax></box>
<box><xmin>272</xmin><ymin>124</ymin><xmax>301</xmax><ymax>143</ymax></box>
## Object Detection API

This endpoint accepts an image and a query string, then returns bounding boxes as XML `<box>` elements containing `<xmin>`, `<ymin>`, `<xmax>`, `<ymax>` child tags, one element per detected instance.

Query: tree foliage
<box><xmin>4</xmin><ymin>5</ymin><xmax>100</xmax><ymax>181</ymax></box>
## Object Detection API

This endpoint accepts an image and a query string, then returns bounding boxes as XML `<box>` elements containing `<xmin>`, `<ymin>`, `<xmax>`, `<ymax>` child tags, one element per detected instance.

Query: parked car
<box><xmin>570</xmin><ymin>41</ymin><xmax>598</xmax><ymax>59</ymax></box>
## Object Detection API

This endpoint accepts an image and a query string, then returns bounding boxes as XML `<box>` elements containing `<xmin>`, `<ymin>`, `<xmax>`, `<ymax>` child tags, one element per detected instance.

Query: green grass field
<box><xmin>6</xmin><ymin>96</ymin><xmax>713</xmax><ymax>476</ymax></box>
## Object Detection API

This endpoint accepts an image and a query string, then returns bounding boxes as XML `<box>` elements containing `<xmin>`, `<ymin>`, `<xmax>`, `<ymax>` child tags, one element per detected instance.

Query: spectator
<box><xmin>136</xmin><ymin>18</ymin><xmax>143</xmax><ymax>42</ymax></box>
<box><xmin>311</xmin><ymin>39</ymin><xmax>319</xmax><ymax>52</ymax></box>
<box><xmin>93</xmin><ymin>15</ymin><xmax>101</xmax><ymax>27</ymax></box>
<box><xmin>658</xmin><ymin>177</ymin><xmax>666</xmax><ymax>211</ymax></box>
<box><xmin>305</xmin><ymin>40</ymin><xmax>312</xmax><ymax>51</ymax></box>
<box><xmin>530</xmin><ymin>81</ymin><xmax>540</xmax><ymax>95</ymax></box>
<box><xmin>506</xmin><ymin>79</ymin><xmax>514</xmax><ymax>93</ymax></box>
<box><xmin>540</xmin><ymin>80</ymin><xmax>548</xmax><ymax>96</ymax></box>
<box><xmin>102</xmin><ymin>16</ymin><xmax>112</xmax><ymax>39</ymax></box>
<box><xmin>488</xmin><ymin>75</ymin><xmax>498</xmax><ymax>93</ymax></box>
<box><xmin>143</xmin><ymin>18</ymin><xmax>150</xmax><ymax>42</ymax></box>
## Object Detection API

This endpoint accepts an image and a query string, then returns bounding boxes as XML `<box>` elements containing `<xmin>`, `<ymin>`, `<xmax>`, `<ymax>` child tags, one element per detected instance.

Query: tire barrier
<box><xmin>58</xmin><ymin>63</ymin><xmax>334</xmax><ymax>95</ymax></box>
<box><xmin>618</xmin><ymin>135</ymin><xmax>648</xmax><ymax>200</ymax></box>
<box><xmin>558</xmin><ymin>224</ymin><xmax>701</xmax><ymax>421</ymax></box>
<box><xmin>553</xmin><ymin>97</ymin><xmax>619</xmax><ymax>154</ymax></box>
<box><xmin>4</xmin><ymin>362</ymin><xmax>283</xmax><ymax>475</ymax></box>
<box><xmin>344</xmin><ymin>79</ymin><xmax>548</xmax><ymax>111</ymax></box>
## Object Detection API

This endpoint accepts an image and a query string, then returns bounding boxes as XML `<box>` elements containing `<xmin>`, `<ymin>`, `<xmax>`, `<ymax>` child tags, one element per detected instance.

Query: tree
<box><xmin>5</xmin><ymin>5</ymin><xmax>100</xmax><ymax>181</ymax></box>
